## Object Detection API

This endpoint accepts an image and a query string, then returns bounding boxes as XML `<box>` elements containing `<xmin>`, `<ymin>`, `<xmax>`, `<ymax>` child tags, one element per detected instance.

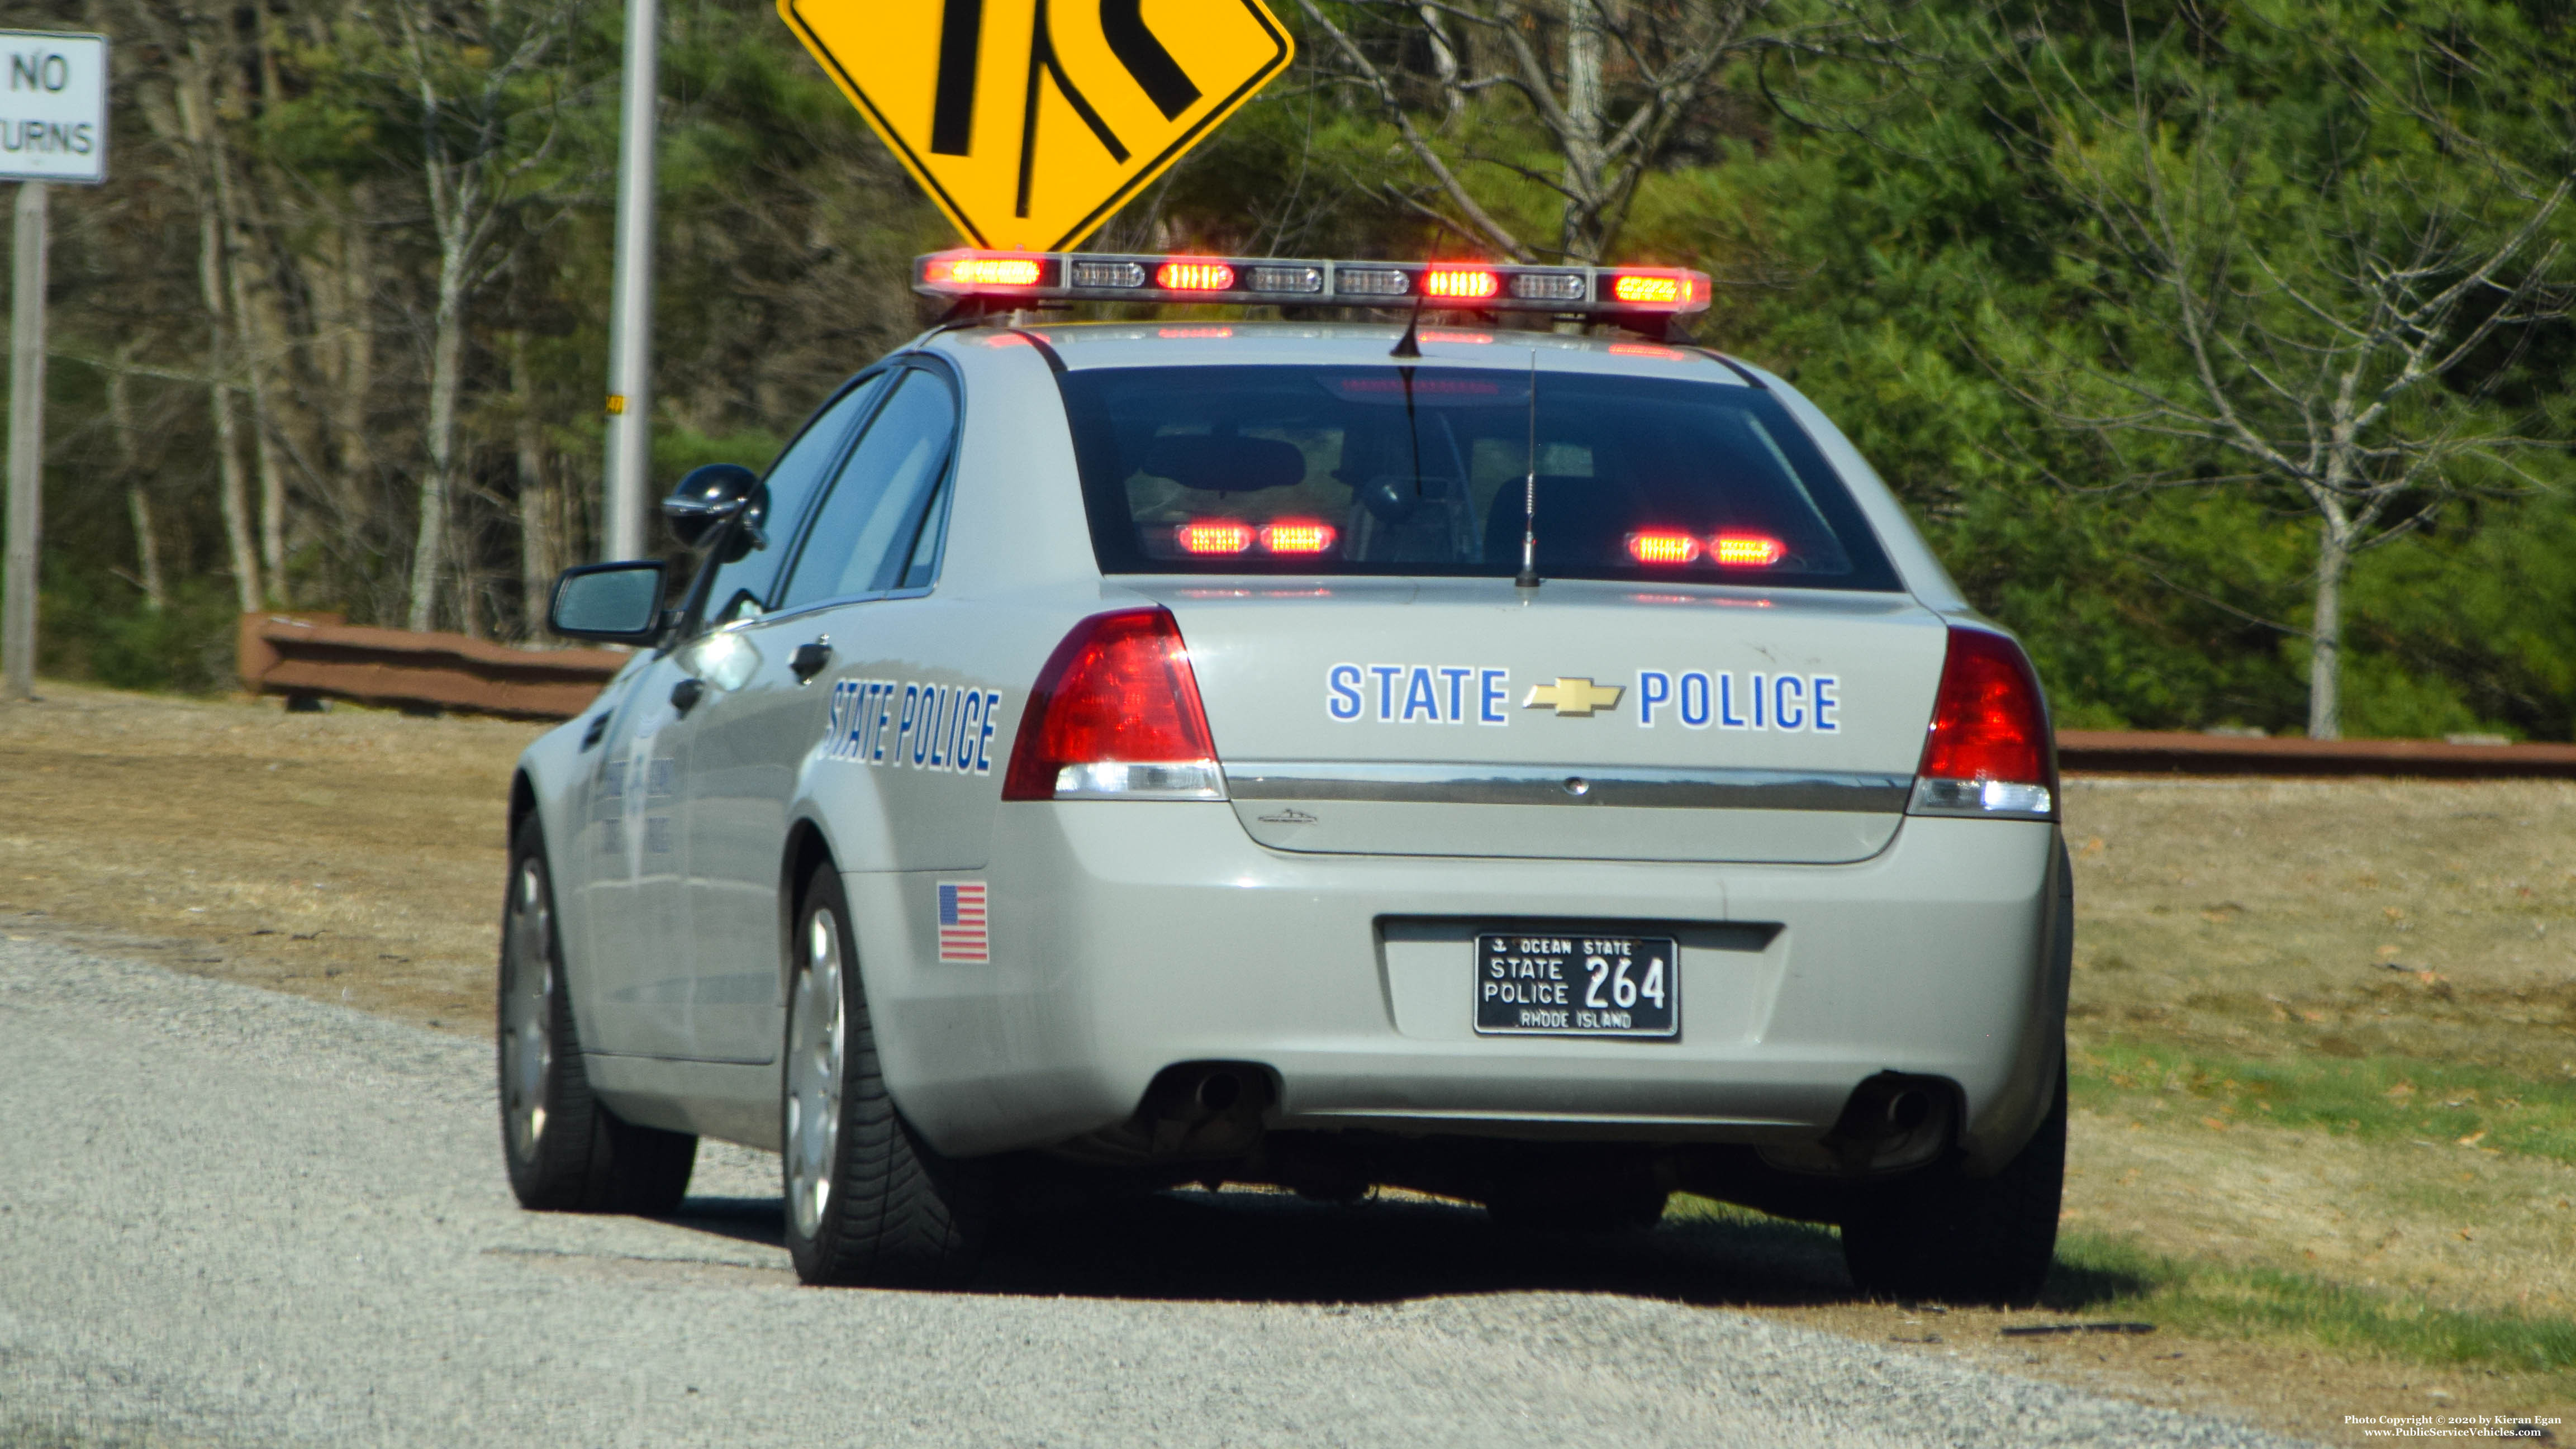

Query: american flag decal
<box><xmin>936</xmin><ymin>881</ymin><xmax>988</xmax><ymax>963</ymax></box>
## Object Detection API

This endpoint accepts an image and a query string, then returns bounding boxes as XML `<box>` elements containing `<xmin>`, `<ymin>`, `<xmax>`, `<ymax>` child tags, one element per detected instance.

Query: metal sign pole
<box><xmin>599</xmin><ymin>0</ymin><xmax>660</xmax><ymax>562</ymax></box>
<box><xmin>4</xmin><ymin>180</ymin><xmax>45</xmax><ymax>702</ymax></box>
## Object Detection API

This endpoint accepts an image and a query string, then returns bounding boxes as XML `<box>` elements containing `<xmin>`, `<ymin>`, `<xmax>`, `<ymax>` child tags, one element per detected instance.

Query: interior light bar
<box><xmin>914</xmin><ymin>250</ymin><xmax>1712</xmax><ymax>319</ymax></box>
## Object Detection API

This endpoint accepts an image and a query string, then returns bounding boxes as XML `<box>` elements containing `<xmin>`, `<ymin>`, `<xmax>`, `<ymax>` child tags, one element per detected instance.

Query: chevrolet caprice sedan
<box><xmin>498</xmin><ymin>250</ymin><xmax>2071</xmax><ymax>1303</ymax></box>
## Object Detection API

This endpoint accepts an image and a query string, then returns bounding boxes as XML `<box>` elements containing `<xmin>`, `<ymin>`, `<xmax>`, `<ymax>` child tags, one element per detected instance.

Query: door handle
<box><xmin>790</xmin><ymin>640</ymin><xmax>833</xmax><ymax>684</ymax></box>
<box><xmin>671</xmin><ymin>677</ymin><xmax>705</xmax><ymax>713</ymax></box>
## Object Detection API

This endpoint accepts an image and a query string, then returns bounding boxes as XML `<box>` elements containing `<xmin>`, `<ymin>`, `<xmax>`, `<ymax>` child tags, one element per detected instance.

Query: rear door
<box><xmin>577</xmin><ymin>654</ymin><xmax>696</xmax><ymax>1056</ymax></box>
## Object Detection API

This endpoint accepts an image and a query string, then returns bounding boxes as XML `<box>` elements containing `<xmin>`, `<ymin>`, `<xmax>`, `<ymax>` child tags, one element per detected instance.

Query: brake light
<box><xmin>1625</xmin><ymin>531</ymin><xmax>1702</xmax><ymax>565</ymax></box>
<box><xmin>1175</xmin><ymin>520</ymin><xmax>1254</xmax><ymax>554</ymax></box>
<box><xmin>1711</xmin><ymin>534</ymin><xmax>1785</xmax><ymax>567</ymax></box>
<box><xmin>1423</xmin><ymin>267</ymin><xmax>1500</xmax><ymax>300</ymax></box>
<box><xmin>1912</xmin><ymin>626</ymin><xmax>2054</xmax><ymax>817</ymax></box>
<box><xmin>1258</xmin><ymin>520</ymin><xmax>1337</xmax><ymax>554</ymax></box>
<box><xmin>1001</xmin><ymin>610</ymin><xmax>1223</xmax><ymax>801</ymax></box>
<box><xmin>1156</xmin><ymin>260</ymin><xmax>1236</xmax><ymax>292</ymax></box>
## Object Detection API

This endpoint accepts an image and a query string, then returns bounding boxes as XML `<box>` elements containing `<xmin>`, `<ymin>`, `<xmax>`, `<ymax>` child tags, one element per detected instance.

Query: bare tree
<box><xmin>1990</xmin><ymin>9</ymin><xmax>2573</xmax><ymax>738</ymax></box>
<box><xmin>362</xmin><ymin>0</ymin><xmax>581</xmax><ymax>631</ymax></box>
<box><xmin>1292</xmin><ymin>0</ymin><xmax>1887</xmax><ymax>260</ymax></box>
<box><xmin>123</xmin><ymin>0</ymin><xmax>267</xmax><ymax>611</ymax></box>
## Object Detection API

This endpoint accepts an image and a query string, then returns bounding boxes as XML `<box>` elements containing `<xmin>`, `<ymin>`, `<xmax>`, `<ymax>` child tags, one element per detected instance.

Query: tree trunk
<box><xmin>511</xmin><ymin>330</ymin><xmax>558</xmax><ymax>642</ymax></box>
<box><xmin>173</xmin><ymin>39</ymin><xmax>263</xmax><ymax>612</ymax></box>
<box><xmin>315</xmin><ymin>184</ymin><xmax>378</xmax><ymax>537</ymax></box>
<box><xmin>223</xmin><ymin>206</ymin><xmax>291</xmax><ymax>601</ymax></box>
<box><xmin>198</xmin><ymin>211</ymin><xmax>261</xmax><ymax>615</ymax></box>
<box><xmin>406</xmin><ymin>259</ymin><xmax>467</xmax><ymax>631</ymax></box>
<box><xmin>127</xmin><ymin>488</ymin><xmax>165</xmax><ymax>611</ymax></box>
<box><xmin>104</xmin><ymin>360</ymin><xmax>165</xmax><ymax>611</ymax></box>
<box><xmin>2307</xmin><ymin>522</ymin><xmax>2350</xmax><ymax>741</ymax></box>
<box><xmin>1418</xmin><ymin>4</ymin><xmax>1462</xmax><ymax>120</ymax></box>
<box><xmin>1561</xmin><ymin>0</ymin><xmax>1605</xmax><ymax>260</ymax></box>
<box><xmin>207</xmin><ymin>40</ymin><xmax>291</xmax><ymax>602</ymax></box>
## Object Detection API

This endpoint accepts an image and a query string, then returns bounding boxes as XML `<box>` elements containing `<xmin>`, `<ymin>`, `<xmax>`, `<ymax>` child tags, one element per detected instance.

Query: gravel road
<box><xmin>0</xmin><ymin>938</ymin><xmax>2308</xmax><ymax>1448</ymax></box>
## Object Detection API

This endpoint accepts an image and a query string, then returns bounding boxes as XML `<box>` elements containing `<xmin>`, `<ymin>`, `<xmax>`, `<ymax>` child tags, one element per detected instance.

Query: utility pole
<box><xmin>600</xmin><ymin>0</ymin><xmax>659</xmax><ymax>562</ymax></box>
<box><xmin>4</xmin><ymin>180</ymin><xmax>44</xmax><ymax>701</ymax></box>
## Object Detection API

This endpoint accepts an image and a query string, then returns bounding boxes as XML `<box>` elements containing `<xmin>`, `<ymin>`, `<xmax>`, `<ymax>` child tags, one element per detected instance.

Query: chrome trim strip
<box><xmin>1222</xmin><ymin>761</ymin><xmax>1911</xmax><ymax>813</ymax></box>
<box><xmin>1293</xmin><ymin>1108</ymin><xmax>1807</xmax><ymax>1128</ymax></box>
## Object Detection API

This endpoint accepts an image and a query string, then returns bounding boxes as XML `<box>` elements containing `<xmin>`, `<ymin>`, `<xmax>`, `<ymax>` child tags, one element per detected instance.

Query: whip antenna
<box><xmin>1514</xmin><ymin>351</ymin><xmax>1541</xmax><ymax>591</ymax></box>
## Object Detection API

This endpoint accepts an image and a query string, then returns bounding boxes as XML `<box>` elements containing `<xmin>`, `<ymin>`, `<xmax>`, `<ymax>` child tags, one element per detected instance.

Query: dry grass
<box><xmin>8</xmin><ymin>683</ymin><xmax>2576</xmax><ymax>1441</ymax></box>
<box><xmin>2060</xmin><ymin>778</ymin><xmax>2576</xmax><ymax>1326</ymax></box>
<box><xmin>0</xmin><ymin>682</ymin><xmax>540</xmax><ymax>1029</ymax></box>
<box><xmin>2064</xmin><ymin>776</ymin><xmax>2576</xmax><ymax>1081</ymax></box>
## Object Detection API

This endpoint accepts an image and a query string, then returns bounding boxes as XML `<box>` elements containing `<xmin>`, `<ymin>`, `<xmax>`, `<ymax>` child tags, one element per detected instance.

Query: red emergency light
<box><xmin>1625</xmin><ymin>531</ymin><xmax>1703</xmax><ymax>565</ymax></box>
<box><xmin>1156</xmin><ymin>260</ymin><xmax>1237</xmax><ymax>292</ymax></box>
<box><xmin>1607</xmin><ymin>273</ymin><xmax>1699</xmax><ymax>306</ymax></box>
<box><xmin>1423</xmin><ymin>267</ymin><xmax>1500</xmax><ymax>300</ymax></box>
<box><xmin>1175</xmin><ymin>520</ymin><xmax>1254</xmax><ymax>555</ymax></box>
<box><xmin>919</xmin><ymin>253</ymin><xmax>1049</xmax><ymax>291</ymax></box>
<box><xmin>1712</xmin><ymin>533</ymin><xmax>1786</xmax><ymax>567</ymax></box>
<box><xmin>911</xmin><ymin>249</ymin><xmax>1713</xmax><ymax>325</ymax></box>
<box><xmin>1257</xmin><ymin>520</ymin><xmax>1338</xmax><ymax>555</ymax></box>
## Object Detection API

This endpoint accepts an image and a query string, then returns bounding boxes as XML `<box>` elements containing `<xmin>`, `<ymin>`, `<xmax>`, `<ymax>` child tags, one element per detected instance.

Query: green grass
<box><xmin>2071</xmin><ymin>1037</ymin><xmax>2576</xmax><ymax>1163</ymax></box>
<box><xmin>1663</xmin><ymin>1197</ymin><xmax>2576</xmax><ymax>1384</ymax></box>
<box><xmin>2052</xmin><ymin>1230</ymin><xmax>2576</xmax><ymax>1380</ymax></box>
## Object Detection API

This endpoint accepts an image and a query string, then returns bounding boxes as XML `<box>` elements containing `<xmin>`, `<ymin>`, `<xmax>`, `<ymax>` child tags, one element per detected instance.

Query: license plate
<box><xmin>1474</xmin><ymin>933</ymin><xmax>1679</xmax><ymax>1038</ymax></box>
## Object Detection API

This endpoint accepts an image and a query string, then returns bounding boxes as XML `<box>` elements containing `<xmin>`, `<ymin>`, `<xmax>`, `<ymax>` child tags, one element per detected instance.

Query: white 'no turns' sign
<box><xmin>0</xmin><ymin>31</ymin><xmax>106</xmax><ymax>186</ymax></box>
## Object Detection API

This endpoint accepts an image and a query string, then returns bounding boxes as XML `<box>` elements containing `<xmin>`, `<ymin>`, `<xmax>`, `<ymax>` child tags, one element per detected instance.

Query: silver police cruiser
<box><xmin>501</xmin><ymin>249</ymin><xmax>2071</xmax><ymax>1304</ymax></box>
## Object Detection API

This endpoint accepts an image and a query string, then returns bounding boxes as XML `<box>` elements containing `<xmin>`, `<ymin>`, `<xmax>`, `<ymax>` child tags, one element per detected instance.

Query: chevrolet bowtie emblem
<box><xmin>1522</xmin><ymin>677</ymin><xmax>1626</xmax><ymax>718</ymax></box>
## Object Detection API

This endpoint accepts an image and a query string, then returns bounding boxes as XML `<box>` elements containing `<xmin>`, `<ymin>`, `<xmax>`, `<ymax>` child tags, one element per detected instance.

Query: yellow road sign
<box><xmin>781</xmin><ymin>0</ymin><xmax>1292</xmax><ymax>251</ymax></box>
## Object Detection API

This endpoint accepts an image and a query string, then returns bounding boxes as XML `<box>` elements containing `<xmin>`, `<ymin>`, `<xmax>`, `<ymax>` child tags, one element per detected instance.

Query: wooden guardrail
<box><xmin>236</xmin><ymin>613</ymin><xmax>627</xmax><ymax>721</ymax></box>
<box><xmin>2057</xmin><ymin>729</ymin><xmax>2576</xmax><ymax>780</ymax></box>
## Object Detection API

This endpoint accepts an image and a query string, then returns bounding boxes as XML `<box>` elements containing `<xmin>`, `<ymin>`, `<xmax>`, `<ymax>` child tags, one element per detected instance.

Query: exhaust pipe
<box><xmin>1194</xmin><ymin>1070</ymin><xmax>1244</xmax><ymax>1113</ymax></box>
<box><xmin>1758</xmin><ymin>1072</ymin><xmax>1958</xmax><ymax>1178</ymax></box>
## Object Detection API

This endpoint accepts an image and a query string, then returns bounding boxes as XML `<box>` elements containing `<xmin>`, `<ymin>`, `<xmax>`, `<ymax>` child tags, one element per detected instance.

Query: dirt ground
<box><xmin>3</xmin><ymin>682</ymin><xmax>2572</xmax><ymax>1443</ymax></box>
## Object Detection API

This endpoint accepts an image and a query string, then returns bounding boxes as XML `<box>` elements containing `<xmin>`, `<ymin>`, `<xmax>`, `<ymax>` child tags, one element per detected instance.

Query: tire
<box><xmin>498</xmin><ymin>814</ymin><xmax>698</xmax><ymax>1215</ymax></box>
<box><xmin>782</xmin><ymin>863</ymin><xmax>992</xmax><ymax>1286</ymax></box>
<box><xmin>1840</xmin><ymin>1061</ymin><xmax>2065</xmax><ymax>1307</ymax></box>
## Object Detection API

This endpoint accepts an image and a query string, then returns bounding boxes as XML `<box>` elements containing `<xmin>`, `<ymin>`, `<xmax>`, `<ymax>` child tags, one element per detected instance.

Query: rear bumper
<box><xmin>850</xmin><ymin>804</ymin><xmax>2066</xmax><ymax>1173</ymax></box>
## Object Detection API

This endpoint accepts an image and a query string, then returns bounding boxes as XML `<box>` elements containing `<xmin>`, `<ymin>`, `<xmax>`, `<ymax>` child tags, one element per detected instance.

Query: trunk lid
<box><xmin>1140</xmin><ymin>577</ymin><xmax>1943</xmax><ymax>864</ymax></box>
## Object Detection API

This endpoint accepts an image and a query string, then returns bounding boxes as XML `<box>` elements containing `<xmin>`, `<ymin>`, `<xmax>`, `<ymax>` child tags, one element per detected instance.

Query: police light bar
<box><xmin>914</xmin><ymin>249</ymin><xmax>1712</xmax><ymax>317</ymax></box>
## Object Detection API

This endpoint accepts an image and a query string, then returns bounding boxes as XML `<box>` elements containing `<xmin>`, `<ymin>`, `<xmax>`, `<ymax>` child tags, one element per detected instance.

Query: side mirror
<box><xmin>549</xmin><ymin>560</ymin><xmax>668</xmax><ymax>644</ymax></box>
<box><xmin>662</xmin><ymin>463</ymin><xmax>762</xmax><ymax>548</ymax></box>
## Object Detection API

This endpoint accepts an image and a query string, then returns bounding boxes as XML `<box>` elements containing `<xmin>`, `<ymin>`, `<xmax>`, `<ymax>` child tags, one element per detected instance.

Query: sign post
<box><xmin>777</xmin><ymin>0</ymin><xmax>1291</xmax><ymax>251</ymax></box>
<box><xmin>1</xmin><ymin>30</ymin><xmax>106</xmax><ymax>704</ymax></box>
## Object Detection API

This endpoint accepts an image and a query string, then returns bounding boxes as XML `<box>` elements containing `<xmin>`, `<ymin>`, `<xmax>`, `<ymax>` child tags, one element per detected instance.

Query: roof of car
<box><xmin>926</xmin><ymin>320</ymin><xmax>1756</xmax><ymax>382</ymax></box>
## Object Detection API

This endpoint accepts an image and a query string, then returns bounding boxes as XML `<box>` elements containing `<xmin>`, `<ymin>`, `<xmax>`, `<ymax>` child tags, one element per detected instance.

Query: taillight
<box><xmin>1001</xmin><ymin>610</ymin><xmax>1224</xmax><ymax>802</ymax></box>
<box><xmin>1911</xmin><ymin>626</ymin><xmax>2054</xmax><ymax>818</ymax></box>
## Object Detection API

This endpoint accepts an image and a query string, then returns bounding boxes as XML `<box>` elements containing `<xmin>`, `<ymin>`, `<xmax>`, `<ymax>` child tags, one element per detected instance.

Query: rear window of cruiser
<box><xmin>1060</xmin><ymin>367</ymin><xmax>1902</xmax><ymax>589</ymax></box>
